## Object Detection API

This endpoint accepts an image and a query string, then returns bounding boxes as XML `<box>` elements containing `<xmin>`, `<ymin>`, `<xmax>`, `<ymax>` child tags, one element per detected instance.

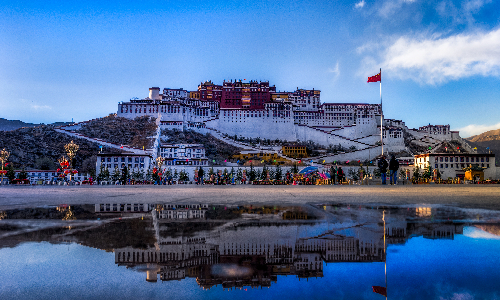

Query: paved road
<box><xmin>1</xmin><ymin>185</ymin><xmax>500</xmax><ymax>211</ymax></box>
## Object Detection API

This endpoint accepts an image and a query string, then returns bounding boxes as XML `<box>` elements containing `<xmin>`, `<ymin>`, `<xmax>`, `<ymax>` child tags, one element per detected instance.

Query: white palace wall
<box><xmin>218</xmin><ymin>114</ymin><xmax>297</xmax><ymax>141</ymax></box>
<box><xmin>116</xmin><ymin>90</ymin><xmax>447</xmax><ymax>164</ymax></box>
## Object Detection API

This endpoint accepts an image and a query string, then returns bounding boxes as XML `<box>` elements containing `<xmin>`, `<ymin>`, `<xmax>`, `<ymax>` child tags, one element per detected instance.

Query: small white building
<box><xmin>95</xmin><ymin>203</ymin><xmax>153</xmax><ymax>213</ymax></box>
<box><xmin>156</xmin><ymin>204</ymin><xmax>209</xmax><ymax>219</ymax></box>
<box><xmin>159</xmin><ymin>144</ymin><xmax>208</xmax><ymax>167</ymax></box>
<box><xmin>11</xmin><ymin>170</ymin><xmax>91</xmax><ymax>184</ymax></box>
<box><xmin>414</xmin><ymin>153</ymin><xmax>496</xmax><ymax>180</ymax></box>
<box><xmin>96</xmin><ymin>153</ymin><xmax>153</xmax><ymax>175</ymax></box>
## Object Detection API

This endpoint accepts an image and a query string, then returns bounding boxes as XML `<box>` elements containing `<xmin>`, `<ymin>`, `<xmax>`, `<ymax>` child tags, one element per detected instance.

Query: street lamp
<box><xmin>156</xmin><ymin>157</ymin><xmax>164</xmax><ymax>184</ymax></box>
<box><xmin>0</xmin><ymin>148</ymin><xmax>10</xmax><ymax>185</ymax></box>
<box><xmin>58</xmin><ymin>156</ymin><xmax>69</xmax><ymax>182</ymax></box>
<box><xmin>64</xmin><ymin>141</ymin><xmax>79</xmax><ymax>181</ymax></box>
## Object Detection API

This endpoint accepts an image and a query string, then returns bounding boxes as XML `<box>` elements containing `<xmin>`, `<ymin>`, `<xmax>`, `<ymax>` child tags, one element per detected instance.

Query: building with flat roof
<box><xmin>96</xmin><ymin>153</ymin><xmax>153</xmax><ymax>174</ymax></box>
<box><xmin>159</xmin><ymin>144</ymin><xmax>208</xmax><ymax>167</ymax></box>
<box><xmin>414</xmin><ymin>153</ymin><xmax>496</xmax><ymax>180</ymax></box>
<box><xmin>282</xmin><ymin>145</ymin><xmax>308</xmax><ymax>158</ymax></box>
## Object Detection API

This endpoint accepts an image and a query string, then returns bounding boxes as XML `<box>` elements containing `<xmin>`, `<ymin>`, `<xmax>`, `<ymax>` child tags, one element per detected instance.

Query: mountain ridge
<box><xmin>466</xmin><ymin>128</ymin><xmax>500</xmax><ymax>143</ymax></box>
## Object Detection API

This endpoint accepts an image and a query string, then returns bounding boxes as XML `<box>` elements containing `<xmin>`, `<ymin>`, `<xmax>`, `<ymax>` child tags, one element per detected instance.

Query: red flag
<box><xmin>367</xmin><ymin>72</ymin><xmax>381</xmax><ymax>83</ymax></box>
<box><xmin>372</xmin><ymin>286</ymin><xmax>387</xmax><ymax>297</ymax></box>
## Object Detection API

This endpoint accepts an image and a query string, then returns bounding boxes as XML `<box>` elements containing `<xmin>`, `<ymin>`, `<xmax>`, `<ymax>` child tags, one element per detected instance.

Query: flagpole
<box><xmin>380</xmin><ymin>68</ymin><xmax>383</xmax><ymax>156</ymax></box>
<box><xmin>383</xmin><ymin>210</ymin><xmax>387</xmax><ymax>300</ymax></box>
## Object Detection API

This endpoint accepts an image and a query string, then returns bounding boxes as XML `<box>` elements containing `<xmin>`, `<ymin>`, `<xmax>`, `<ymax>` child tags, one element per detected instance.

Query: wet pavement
<box><xmin>1</xmin><ymin>200</ymin><xmax>500</xmax><ymax>299</ymax></box>
<box><xmin>1</xmin><ymin>184</ymin><xmax>500</xmax><ymax>211</ymax></box>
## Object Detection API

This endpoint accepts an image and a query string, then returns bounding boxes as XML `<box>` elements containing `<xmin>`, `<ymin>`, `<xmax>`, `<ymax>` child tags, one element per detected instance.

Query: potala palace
<box><xmin>117</xmin><ymin>80</ymin><xmax>468</xmax><ymax>163</ymax></box>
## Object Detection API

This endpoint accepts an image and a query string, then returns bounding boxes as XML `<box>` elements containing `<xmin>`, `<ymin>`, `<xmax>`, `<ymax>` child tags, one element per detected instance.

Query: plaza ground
<box><xmin>1</xmin><ymin>185</ymin><xmax>499</xmax><ymax>211</ymax></box>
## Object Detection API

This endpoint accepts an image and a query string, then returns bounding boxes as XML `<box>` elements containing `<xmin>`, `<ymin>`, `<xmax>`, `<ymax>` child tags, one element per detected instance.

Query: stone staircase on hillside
<box><xmin>54</xmin><ymin>125</ymin><xmax>152</xmax><ymax>155</ymax></box>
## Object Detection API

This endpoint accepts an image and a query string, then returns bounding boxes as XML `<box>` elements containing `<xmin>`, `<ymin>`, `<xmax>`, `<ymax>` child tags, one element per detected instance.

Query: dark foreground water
<box><xmin>1</xmin><ymin>203</ymin><xmax>499</xmax><ymax>300</ymax></box>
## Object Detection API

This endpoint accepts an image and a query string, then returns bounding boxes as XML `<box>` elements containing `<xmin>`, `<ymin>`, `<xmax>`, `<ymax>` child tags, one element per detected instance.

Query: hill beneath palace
<box><xmin>0</xmin><ymin>125</ymin><xmax>121</xmax><ymax>174</ymax></box>
<box><xmin>0</xmin><ymin>115</ymin><xmax>159</xmax><ymax>173</ymax></box>
<box><xmin>75</xmin><ymin>115</ymin><xmax>157</xmax><ymax>149</ymax></box>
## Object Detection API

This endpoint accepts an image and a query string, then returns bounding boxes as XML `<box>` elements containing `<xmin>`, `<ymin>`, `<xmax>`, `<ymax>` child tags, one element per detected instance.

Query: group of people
<box><xmin>377</xmin><ymin>155</ymin><xmax>400</xmax><ymax>185</ymax></box>
<box><xmin>328</xmin><ymin>166</ymin><xmax>345</xmax><ymax>184</ymax></box>
<box><xmin>194</xmin><ymin>157</ymin><xmax>399</xmax><ymax>186</ymax></box>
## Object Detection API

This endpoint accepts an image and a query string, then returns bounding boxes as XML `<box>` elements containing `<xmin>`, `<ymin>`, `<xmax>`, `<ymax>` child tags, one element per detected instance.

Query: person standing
<box><xmin>329</xmin><ymin>165</ymin><xmax>337</xmax><ymax>185</ymax></box>
<box><xmin>337</xmin><ymin>167</ymin><xmax>344</xmax><ymax>184</ymax></box>
<box><xmin>389</xmin><ymin>155</ymin><xmax>399</xmax><ymax>185</ymax></box>
<box><xmin>198</xmin><ymin>167</ymin><xmax>204</xmax><ymax>185</ymax></box>
<box><xmin>378</xmin><ymin>156</ymin><xmax>388</xmax><ymax>185</ymax></box>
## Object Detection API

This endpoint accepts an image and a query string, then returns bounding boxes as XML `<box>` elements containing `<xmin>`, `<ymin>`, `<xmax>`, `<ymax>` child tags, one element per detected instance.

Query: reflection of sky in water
<box><xmin>464</xmin><ymin>226</ymin><xmax>500</xmax><ymax>240</ymax></box>
<box><xmin>0</xmin><ymin>226</ymin><xmax>499</xmax><ymax>299</ymax></box>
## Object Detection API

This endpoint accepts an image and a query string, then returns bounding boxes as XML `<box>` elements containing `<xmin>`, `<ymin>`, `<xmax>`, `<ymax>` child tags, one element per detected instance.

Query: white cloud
<box><xmin>328</xmin><ymin>61</ymin><xmax>340</xmax><ymax>82</ymax></box>
<box><xmin>32</xmin><ymin>104</ymin><xmax>52</xmax><ymax>110</ymax></box>
<box><xmin>18</xmin><ymin>99</ymin><xmax>52</xmax><ymax>111</ymax></box>
<box><xmin>378</xmin><ymin>0</ymin><xmax>417</xmax><ymax>17</ymax></box>
<box><xmin>455</xmin><ymin>122</ymin><xmax>500</xmax><ymax>138</ymax></box>
<box><xmin>464</xmin><ymin>229</ymin><xmax>500</xmax><ymax>240</ymax></box>
<box><xmin>439</xmin><ymin>292</ymin><xmax>475</xmax><ymax>300</ymax></box>
<box><xmin>364</xmin><ymin>28</ymin><xmax>500</xmax><ymax>84</ymax></box>
<box><xmin>355</xmin><ymin>0</ymin><xmax>366</xmax><ymax>9</ymax></box>
<box><xmin>436</xmin><ymin>0</ymin><xmax>492</xmax><ymax>26</ymax></box>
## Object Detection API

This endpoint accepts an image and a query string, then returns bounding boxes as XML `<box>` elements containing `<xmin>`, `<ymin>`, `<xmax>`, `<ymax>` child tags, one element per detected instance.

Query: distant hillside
<box><xmin>0</xmin><ymin>118</ymin><xmax>75</xmax><ymax>131</ymax></box>
<box><xmin>0</xmin><ymin>118</ymin><xmax>40</xmax><ymax>131</ymax></box>
<box><xmin>466</xmin><ymin>128</ymin><xmax>500</xmax><ymax>166</ymax></box>
<box><xmin>467</xmin><ymin>129</ymin><xmax>500</xmax><ymax>143</ymax></box>
<box><xmin>0</xmin><ymin>125</ymin><xmax>122</xmax><ymax>174</ymax></box>
<box><xmin>76</xmin><ymin>115</ymin><xmax>157</xmax><ymax>149</ymax></box>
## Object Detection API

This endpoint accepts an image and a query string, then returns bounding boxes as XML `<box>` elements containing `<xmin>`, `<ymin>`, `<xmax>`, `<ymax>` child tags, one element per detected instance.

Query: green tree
<box><xmin>236</xmin><ymin>168</ymin><xmax>243</xmax><ymax>182</ymax></box>
<box><xmin>6</xmin><ymin>164</ymin><xmax>16</xmax><ymax>182</ymax></box>
<box><xmin>101</xmin><ymin>167</ymin><xmax>110</xmax><ymax>181</ymax></box>
<box><xmin>165</xmin><ymin>168</ymin><xmax>172</xmax><ymax>179</ymax></box>
<box><xmin>179</xmin><ymin>169</ymin><xmax>189</xmax><ymax>182</ymax></box>
<box><xmin>275</xmin><ymin>165</ymin><xmax>282</xmax><ymax>181</ymax></box>
<box><xmin>97</xmin><ymin>164</ymin><xmax>105</xmax><ymax>182</ymax></box>
<box><xmin>173</xmin><ymin>169</ymin><xmax>179</xmax><ymax>181</ymax></box>
<box><xmin>269</xmin><ymin>167</ymin><xmax>275</xmax><ymax>181</ymax></box>
<box><xmin>18</xmin><ymin>168</ymin><xmax>28</xmax><ymax>180</ymax></box>
<box><xmin>248</xmin><ymin>164</ymin><xmax>257</xmax><ymax>181</ymax></box>
<box><xmin>399</xmin><ymin>169</ymin><xmax>406</xmax><ymax>180</ymax></box>
<box><xmin>260</xmin><ymin>166</ymin><xmax>268</xmax><ymax>180</ymax></box>
<box><xmin>132</xmin><ymin>170</ymin><xmax>143</xmax><ymax>181</ymax></box>
<box><xmin>120</xmin><ymin>166</ymin><xmax>129</xmax><ymax>184</ymax></box>
<box><xmin>111</xmin><ymin>167</ymin><xmax>120</xmax><ymax>182</ymax></box>
<box><xmin>145</xmin><ymin>168</ymin><xmax>153</xmax><ymax>182</ymax></box>
<box><xmin>412</xmin><ymin>166</ymin><xmax>421</xmax><ymax>182</ymax></box>
<box><xmin>422</xmin><ymin>164</ymin><xmax>433</xmax><ymax>180</ymax></box>
<box><xmin>291</xmin><ymin>163</ymin><xmax>299</xmax><ymax>174</ymax></box>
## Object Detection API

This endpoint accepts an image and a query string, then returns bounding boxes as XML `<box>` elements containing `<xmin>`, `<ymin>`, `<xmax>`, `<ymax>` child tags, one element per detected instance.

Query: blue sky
<box><xmin>1</xmin><ymin>0</ymin><xmax>499</xmax><ymax>137</ymax></box>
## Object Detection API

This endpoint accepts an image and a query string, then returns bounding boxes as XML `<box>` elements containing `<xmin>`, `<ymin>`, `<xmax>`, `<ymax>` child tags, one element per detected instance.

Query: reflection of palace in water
<box><xmin>109</xmin><ymin>204</ymin><xmax>464</xmax><ymax>288</ymax></box>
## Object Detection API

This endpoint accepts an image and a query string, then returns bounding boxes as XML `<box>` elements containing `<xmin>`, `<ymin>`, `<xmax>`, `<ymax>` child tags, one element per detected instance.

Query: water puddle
<box><xmin>1</xmin><ymin>203</ymin><xmax>499</xmax><ymax>299</ymax></box>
